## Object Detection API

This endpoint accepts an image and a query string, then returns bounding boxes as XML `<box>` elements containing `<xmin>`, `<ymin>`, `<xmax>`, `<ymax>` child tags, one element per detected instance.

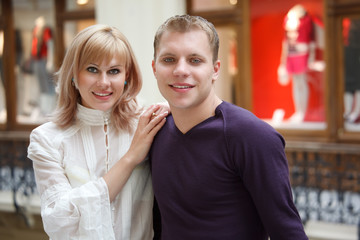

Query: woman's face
<box><xmin>77</xmin><ymin>56</ymin><xmax>127</xmax><ymax>111</ymax></box>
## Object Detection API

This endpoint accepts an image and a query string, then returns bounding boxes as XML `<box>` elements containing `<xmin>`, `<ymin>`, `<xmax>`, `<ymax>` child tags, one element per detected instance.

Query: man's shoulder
<box><xmin>218</xmin><ymin>101</ymin><xmax>281</xmax><ymax>141</ymax></box>
<box><xmin>217</xmin><ymin>101</ymin><xmax>260</xmax><ymax>125</ymax></box>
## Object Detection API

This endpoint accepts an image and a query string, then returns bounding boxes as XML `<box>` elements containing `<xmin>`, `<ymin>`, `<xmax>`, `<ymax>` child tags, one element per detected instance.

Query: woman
<box><xmin>27</xmin><ymin>24</ymin><xmax>168</xmax><ymax>239</ymax></box>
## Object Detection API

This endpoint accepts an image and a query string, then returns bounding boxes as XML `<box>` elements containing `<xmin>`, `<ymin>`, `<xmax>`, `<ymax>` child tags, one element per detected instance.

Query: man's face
<box><xmin>152</xmin><ymin>29</ymin><xmax>220</xmax><ymax>112</ymax></box>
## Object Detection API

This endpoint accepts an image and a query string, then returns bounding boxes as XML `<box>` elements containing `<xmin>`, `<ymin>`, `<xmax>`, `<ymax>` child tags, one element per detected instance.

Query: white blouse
<box><xmin>27</xmin><ymin>104</ymin><xmax>154</xmax><ymax>240</ymax></box>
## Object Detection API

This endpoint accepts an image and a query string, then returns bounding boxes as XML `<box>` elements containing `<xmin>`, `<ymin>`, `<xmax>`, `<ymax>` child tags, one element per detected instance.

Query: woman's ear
<box><xmin>152</xmin><ymin>60</ymin><xmax>157</xmax><ymax>76</ymax></box>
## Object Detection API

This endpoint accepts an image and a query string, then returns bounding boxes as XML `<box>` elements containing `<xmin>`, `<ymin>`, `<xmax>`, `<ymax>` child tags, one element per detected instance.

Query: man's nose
<box><xmin>173</xmin><ymin>59</ymin><xmax>190</xmax><ymax>77</ymax></box>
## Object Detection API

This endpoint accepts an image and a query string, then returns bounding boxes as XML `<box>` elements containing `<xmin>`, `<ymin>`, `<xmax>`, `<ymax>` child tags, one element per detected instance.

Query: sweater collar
<box><xmin>76</xmin><ymin>103</ymin><xmax>111</xmax><ymax>126</ymax></box>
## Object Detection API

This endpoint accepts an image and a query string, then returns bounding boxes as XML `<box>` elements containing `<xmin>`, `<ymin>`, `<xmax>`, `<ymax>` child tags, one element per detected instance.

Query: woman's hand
<box><xmin>124</xmin><ymin>104</ymin><xmax>168</xmax><ymax>166</ymax></box>
<box><xmin>104</xmin><ymin>104</ymin><xmax>168</xmax><ymax>202</ymax></box>
<box><xmin>151</xmin><ymin>102</ymin><xmax>170</xmax><ymax>119</ymax></box>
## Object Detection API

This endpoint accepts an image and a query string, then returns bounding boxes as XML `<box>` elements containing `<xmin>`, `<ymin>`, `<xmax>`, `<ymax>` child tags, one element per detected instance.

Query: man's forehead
<box><xmin>159</xmin><ymin>29</ymin><xmax>209</xmax><ymax>44</ymax></box>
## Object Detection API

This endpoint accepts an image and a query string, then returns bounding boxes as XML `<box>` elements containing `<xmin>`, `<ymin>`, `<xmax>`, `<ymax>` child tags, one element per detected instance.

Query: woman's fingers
<box><xmin>134</xmin><ymin>104</ymin><xmax>168</xmax><ymax>142</ymax></box>
<box><xmin>139</xmin><ymin>104</ymin><xmax>168</xmax><ymax>127</ymax></box>
<box><xmin>147</xmin><ymin>111</ymin><xmax>167</xmax><ymax>135</ymax></box>
<box><xmin>149</xmin><ymin>116</ymin><xmax>166</xmax><ymax>136</ymax></box>
<box><xmin>126</xmin><ymin>106</ymin><xmax>167</xmax><ymax>165</ymax></box>
<box><xmin>139</xmin><ymin>105</ymin><xmax>159</xmax><ymax>124</ymax></box>
<box><xmin>152</xmin><ymin>102</ymin><xmax>170</xmax><ymax>116</ymax></box>
<box><xmin>142</xmin><ymin>103</ymin><xmax>169</xmax><ymax>120</ymax></box>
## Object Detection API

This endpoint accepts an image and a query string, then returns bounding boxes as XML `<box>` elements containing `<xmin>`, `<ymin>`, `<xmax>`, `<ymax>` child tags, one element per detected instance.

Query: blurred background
<box><xmin>0</xmin><ymin>0</ymin><xmax>359</xmax><ymax>239</ymax></box>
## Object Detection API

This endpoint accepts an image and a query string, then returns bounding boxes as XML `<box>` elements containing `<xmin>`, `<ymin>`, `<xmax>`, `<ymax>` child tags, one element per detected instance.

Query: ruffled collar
<box><xmin>76</xmin><ymin>103</ymin><xmax>111</xmax><ymax>126</ymax></box>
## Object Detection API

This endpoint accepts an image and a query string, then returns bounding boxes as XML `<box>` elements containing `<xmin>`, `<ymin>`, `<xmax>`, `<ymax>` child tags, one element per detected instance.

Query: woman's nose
<box><xmin>97</xmin><ymin>74</ymin><xmax>110</xmax><ymax>87</ymax></box>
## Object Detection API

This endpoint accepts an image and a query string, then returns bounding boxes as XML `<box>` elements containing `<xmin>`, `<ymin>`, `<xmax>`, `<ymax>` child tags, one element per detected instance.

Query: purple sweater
<box><xmin>150</xmin><ymin>101</ymin><xmax>308</xmax><ymax>240</ymax></box>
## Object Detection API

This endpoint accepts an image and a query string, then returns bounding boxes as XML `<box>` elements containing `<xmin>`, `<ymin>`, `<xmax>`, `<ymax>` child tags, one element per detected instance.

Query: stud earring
<box><xmin>71</xmin><ymin>78</ymin><xmax>75</xmax><ymax>87</ymax></box>
<box><xmin>124</xmin><ymin>81</ymin><xmax>127</xmax><ymax>85</ymax></box>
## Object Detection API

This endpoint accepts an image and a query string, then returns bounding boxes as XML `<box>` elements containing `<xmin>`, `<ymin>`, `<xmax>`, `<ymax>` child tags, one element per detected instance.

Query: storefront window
<box><xmin>343</xmin><ymin>17</ymin><xmax>360</xmax><ymax>132</ymax></box>
<box><xmin>215</xmin><ymin>26</ymin><xmax>237</xmax><ymax>103</ymax></box>
<box><xmin>191</xmin><ymin>0</ymin><xmax>237</xmax><ymax>12</ymax></box>
<box><xmin>251</xmin><ymin>0</ymin><xmax>325</xmax><ymax>130</ymax></box>
<box><xmin>13</xmin><ymin>0</ymin><xmax>56</xmax><ymax>124</ymax></box>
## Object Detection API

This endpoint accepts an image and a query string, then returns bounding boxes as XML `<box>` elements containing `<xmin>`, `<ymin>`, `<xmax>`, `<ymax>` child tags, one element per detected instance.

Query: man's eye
<box><xmin>190</xmin><ymin>58</ymin><xmax>201</xmax><ymax>64</ymax></box>
<box><xmin>87</xmin><ymin>67</ymin><xmax>98</xmax><ymax>73</ymax></box>
<box><xmin>109</xmin><ymin>69</ymin><xmax>120</xmax><ymax>75</ymax></box>
<box><xmin>163</xmin><ymin>58</ymin><xmax>174</xmax><ymax>63</ymax></box>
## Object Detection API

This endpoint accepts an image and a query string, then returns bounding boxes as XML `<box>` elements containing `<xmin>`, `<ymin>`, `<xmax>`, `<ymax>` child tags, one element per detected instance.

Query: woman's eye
<box><xmin>87</xmin><ymin>66</ymin><xmax>98</xmax><ymax>73</ymax></box>
<box><xmin>109</xmin><ymin>69</ymin><xmax>120</xmax><ymax>75</ymax></box>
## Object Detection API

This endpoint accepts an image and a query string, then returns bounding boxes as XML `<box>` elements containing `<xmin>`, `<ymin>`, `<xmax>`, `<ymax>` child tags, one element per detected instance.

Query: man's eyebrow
<box><xmin>189</xmin><ymin>53</ymin><xmax>204</xmax><ymax>57</ymax></box>
<box><xmin>158</xmin><ymin>53</ymin><xmax>176</xmax><ymax>57</ymax></box>
<box><xmin>158</xmin><ymin>53</ymin><xmax>205</xmax><ymax>58</ymax></box>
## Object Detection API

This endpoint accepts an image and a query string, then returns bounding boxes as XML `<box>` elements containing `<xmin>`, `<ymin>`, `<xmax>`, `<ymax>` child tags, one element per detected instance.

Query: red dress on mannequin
<box><xmin>31</xmin><ymin>25</ymin><xmax>52</xmax><ymax>60</ymax></box>
<box><xmin>283</xmin><ymin>13</ymin><xmax>314</xmax><ymax>74</ymax></box>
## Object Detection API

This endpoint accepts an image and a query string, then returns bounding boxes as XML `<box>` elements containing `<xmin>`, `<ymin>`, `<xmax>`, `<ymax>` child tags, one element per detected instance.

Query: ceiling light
<box><xmin>77</xmin><ymin>0</ymin><xmax>88</xmax><ymax>5</ymax></box>
<box><xmin>229</xmin><ymin>0</ymin><xmax>237</xmax><ymax>5</ymax></box>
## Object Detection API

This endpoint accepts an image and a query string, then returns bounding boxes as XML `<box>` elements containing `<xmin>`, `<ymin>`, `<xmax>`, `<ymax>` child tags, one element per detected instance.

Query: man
<box><xmin>150</xmin><ymin>14</ymin><xmax>308</xmax><ymax>240</ymax></box>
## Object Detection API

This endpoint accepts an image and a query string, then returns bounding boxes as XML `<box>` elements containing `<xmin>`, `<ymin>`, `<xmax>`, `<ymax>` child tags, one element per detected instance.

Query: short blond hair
<box><xmin>153</xmin><ymin>15</ymin><xmax>219</xmax><ymax>63</ymax></box>
<box><xmin>53</xmin><ymin>24</ymin><xmax>142</xmax><ymax>133</ymax></box>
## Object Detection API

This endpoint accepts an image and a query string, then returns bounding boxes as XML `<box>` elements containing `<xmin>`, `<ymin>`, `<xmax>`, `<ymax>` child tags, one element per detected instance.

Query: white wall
<box><xmin>95</xmin><ymin>0</ymin><xmax>186</xmax><ymax>106</ymax></box>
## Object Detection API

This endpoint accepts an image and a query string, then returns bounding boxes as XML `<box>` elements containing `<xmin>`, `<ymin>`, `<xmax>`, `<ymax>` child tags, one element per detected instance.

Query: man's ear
<box><xmin>212</xmin><ymin>60</ymin><xmax>221</xmax><ymax>82</ymax></box>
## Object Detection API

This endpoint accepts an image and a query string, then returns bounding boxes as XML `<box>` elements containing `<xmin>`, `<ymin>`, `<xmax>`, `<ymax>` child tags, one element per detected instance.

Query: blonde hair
<box><xmin>153</xmin><ymin>15</ymin><xmax>219</xmax><ymax>63</ymax></box>
<box><xmin>52</xmin><ymin>24</ymin><xmax>142</xmax><ymax>133</ymax></box>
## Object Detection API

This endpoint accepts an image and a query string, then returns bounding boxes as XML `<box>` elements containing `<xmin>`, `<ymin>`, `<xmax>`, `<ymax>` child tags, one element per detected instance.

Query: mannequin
<box><xmin>31</xmin><ymin>16</ymin><xmax>55</xmax><ymax>115</ymax></box>
<box><xmin>343</xmin><ymin>18</ymin><xmax>360</xmax><ymax>123</ymax></box>
<box><xmin>278</xmin><ymin>4</ymin><xmax>316</xmax><ymax>122</ymax></box>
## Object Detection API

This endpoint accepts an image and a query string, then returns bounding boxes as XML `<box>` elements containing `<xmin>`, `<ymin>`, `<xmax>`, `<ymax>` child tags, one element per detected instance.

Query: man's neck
<box><xmin>171</xmin><ymin>96</ymin><xmax>222</xmax><ymax>134</ymax></box>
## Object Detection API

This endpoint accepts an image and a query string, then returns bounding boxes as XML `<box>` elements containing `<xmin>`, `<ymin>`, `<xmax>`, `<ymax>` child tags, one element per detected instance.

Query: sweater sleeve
<box><xmin>226</xmin><ymin>110</ymin><xmax>308</xmax><ymax>240</ymax></box>
<box><xmin>27</xmin><ymin>125</ymin><xmax>115</xmax><ymax>240</ymax></box>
